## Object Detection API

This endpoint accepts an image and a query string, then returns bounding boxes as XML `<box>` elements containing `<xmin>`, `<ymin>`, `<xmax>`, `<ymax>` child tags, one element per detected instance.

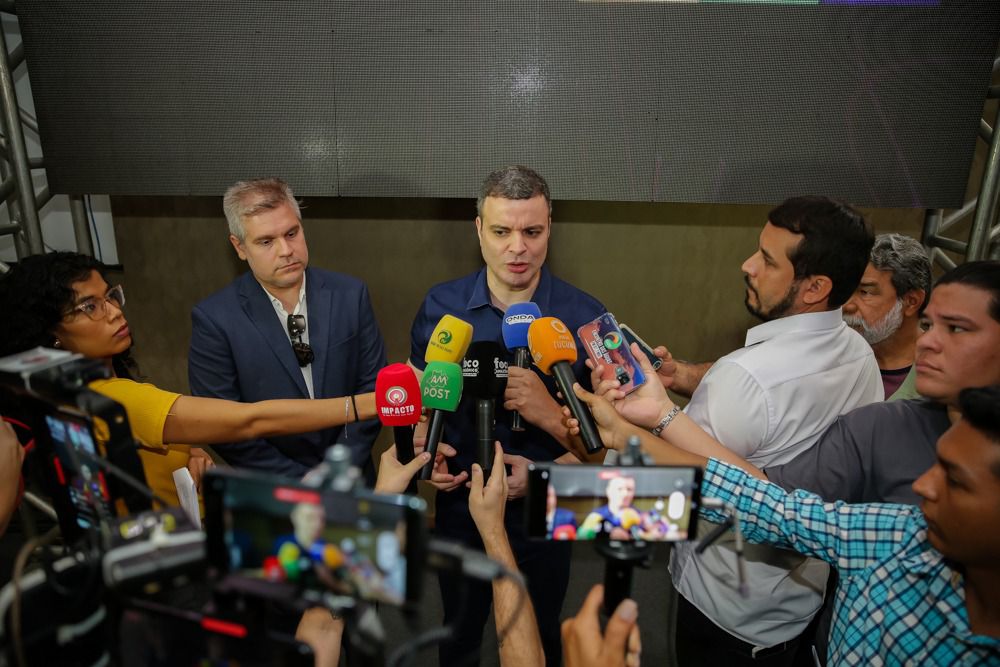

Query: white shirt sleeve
<box><xmin>683</xmin><ymin>360</ymin><xmax>769</xmax><ymax>460</ymax></box>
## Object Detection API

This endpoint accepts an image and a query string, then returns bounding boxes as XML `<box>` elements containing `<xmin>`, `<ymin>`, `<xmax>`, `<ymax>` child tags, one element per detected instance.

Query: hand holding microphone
<box><xmin>419</xmin><ymin>361</ymin><xmax>463</xmax><ymax>481</ymax></box>
<box><xmin>375</xmin><ymin>364</ymin><xmax>422</xmax><ymax>493</ymax></box>
<box><xmin>527</xmin><ymin>317</ymin><xmax>605</xmax><ymax>454</ymax></box>
<box><xmin>420</xmin><ymin>315</ymin><xmax>473</xmax><ymax>480</ymax></box>
<box><xmin>501</xmin><ymin>302</ymin><xmax>541</xmax><ymax>431</ymax></box>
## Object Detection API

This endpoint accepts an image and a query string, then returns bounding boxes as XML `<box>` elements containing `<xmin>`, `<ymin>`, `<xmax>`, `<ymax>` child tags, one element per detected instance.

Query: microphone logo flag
<box><xmin>437</xmin><ymin>330</ymin><xmax>453</xmax><ymax>345</ymax></box>
<box><xmin>549</xmin><ymin>319</ymin><xmax>569</xmax><ymax>335</ymax></box>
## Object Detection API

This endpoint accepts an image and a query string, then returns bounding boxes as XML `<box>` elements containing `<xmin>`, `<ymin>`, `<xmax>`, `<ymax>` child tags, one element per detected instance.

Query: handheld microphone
<box><xmin>463</xmin><ymin>341</ymin><xmax>507</xmax><ymax>480</ymax></box>
<box><xmin>418</xmin><ymin>361</ymin><xmax>463</xmax><ymax>481</ymax></box>
<box><xmin>424</xmin><ymin>314</ymin><xmax>474</xmax><ymax>364</ymax></box>
<box><xmin>527</xmin><ymin>317</ymin><xmax>604</xmax><ymax>454</ymax></box>
<box><xmin>419</xmin><ymin>315</ymin><xmax>473</xmax><ymax>481</ymax></box>
<box><xmin>375</xmin><ymin>364</ymin><xmax>422</xmax><ymax>492</ymax></box>
<box><xmin>501</xmin><ymin>302</ymin><xmax>542</xmax><ymax>432</ymax></box>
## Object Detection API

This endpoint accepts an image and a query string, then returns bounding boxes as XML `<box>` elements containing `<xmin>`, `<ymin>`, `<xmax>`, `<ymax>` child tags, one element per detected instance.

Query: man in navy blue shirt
<box><xmin>410</xmin><ymin>165</ymin><xmax>605</xmax><ymax>666</ymax></box>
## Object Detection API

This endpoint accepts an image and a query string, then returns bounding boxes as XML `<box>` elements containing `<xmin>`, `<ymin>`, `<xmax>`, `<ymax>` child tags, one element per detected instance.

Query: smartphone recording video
<box><xmin>577</xmin><ymin>313</ymin><xmax>647</xmax><ymax>394</ymax></box>
<box><xmin>204</xmin><ymin>470</ymin><xmax>427</xmax><ymax>608</ymax></box>
<box><xmin>526</xmin><ymin>464</ymin><xmax>702</xmax><ymax>542</ymax></box>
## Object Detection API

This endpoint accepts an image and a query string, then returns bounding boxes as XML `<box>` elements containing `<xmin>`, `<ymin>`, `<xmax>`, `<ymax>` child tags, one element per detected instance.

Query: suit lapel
<box><xmin>238</xmin><ymin>273</ymin><xmax>310</xmax><ymax>398</ymax></box>
<box><xmin>306</xmin><ymin>269</ymin><xmax>329</xmax><ymax>395</ymax></box>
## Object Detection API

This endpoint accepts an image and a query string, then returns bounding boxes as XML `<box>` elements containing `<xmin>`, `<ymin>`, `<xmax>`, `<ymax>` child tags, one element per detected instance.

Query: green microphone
<box><xmin>419</xmin><ymin>361</ymin><xmax>464</xmax><ymax>481</ymax></box>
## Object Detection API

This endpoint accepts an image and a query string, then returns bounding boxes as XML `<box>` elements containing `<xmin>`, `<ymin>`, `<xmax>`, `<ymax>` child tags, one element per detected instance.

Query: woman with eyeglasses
<box><xmin>0</xmin><ymin>251</ymin><xmax>387</xmax><ymax>505</ymax></box>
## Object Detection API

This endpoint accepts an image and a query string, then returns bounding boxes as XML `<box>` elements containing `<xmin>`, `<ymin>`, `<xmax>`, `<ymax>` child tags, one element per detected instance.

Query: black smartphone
<box><xmin>619</xmin><ymin>322</ymin><xmax>662</xmax><ymax>371</ymax></box>
<box><xmin>526</xmin><ymin>464</ymin><xmax>702</xmax><ymax>542</ymax></box>
<box><xmin>203</xmin><ymin>469</ymin><xmax>427</xmax><ymax>609</ymax></box>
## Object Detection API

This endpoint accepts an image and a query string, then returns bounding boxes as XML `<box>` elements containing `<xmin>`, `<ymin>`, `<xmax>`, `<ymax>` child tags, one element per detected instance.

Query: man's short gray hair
<box><xmin>223</xmin><ymin>177</ymin><xmax>301</xmax><ymax>242</ymax></box>
<box><xmin>476</xmin><ymin>165</ymin><xmax>552</xmax><ymax>218</ymax></box>
<box><xmin>870</xmin><ymin>233</ymin><xmax>932</xmax><ymax>311</ymax></box>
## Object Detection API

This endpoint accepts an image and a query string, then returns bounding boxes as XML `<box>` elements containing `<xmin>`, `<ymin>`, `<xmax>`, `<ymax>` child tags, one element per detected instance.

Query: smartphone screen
<box><xmin>576</xmin><ymin>313</ymin><xmax>647</xmax><ymax>394</ymax></box>
<box><xmin>526</xmin><ymin>464</ymin><xmax>702</xmax><ymax>542</ymax></box>
<box><xmin>204</xmin><ymin>470</ymin><xmax>427</xmax><ymax>608</ymax></box>
<box><xmin>40</xmin><ymin>409</ymin><xmax>115</xmax><ymax>536</ymax></box>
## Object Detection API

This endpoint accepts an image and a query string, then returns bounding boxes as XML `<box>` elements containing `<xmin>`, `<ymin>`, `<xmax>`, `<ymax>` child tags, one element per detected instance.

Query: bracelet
<box><xmin>350</xmin><ymin>394</ymin><xmax>359</xmax><ymax>422</ymax></box>
<box><xmin>344</xmin><ymin>396</ymin><xmax>351</xmax><ymax>423</ymax></box>
<box><xmin>651</xmin><ymin>405</ymin><xmax>681</xmax><ymax>437</ymax></box>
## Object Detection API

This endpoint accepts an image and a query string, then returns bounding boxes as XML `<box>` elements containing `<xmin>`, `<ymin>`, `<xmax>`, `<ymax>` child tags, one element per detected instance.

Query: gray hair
<box><xmin>476</xmin><ymin>165</ymin><xmax>552</xmax><ymax>218</ymax></box>
<box><xmin>223</xmin><ymin>177</ymin><xmax>302</xmax><ymax>242</ymax></box>
<box><xmin>870</xmin><ymin>233</ymin><xmax>932</xmax><ymax>311</ymax></box>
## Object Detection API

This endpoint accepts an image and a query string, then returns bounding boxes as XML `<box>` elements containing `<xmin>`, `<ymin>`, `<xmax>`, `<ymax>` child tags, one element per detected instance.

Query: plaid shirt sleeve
<box><xmin>700</xmin><ymin>458</ymin><xmax>923</xmax><ymax>576</ymax></box>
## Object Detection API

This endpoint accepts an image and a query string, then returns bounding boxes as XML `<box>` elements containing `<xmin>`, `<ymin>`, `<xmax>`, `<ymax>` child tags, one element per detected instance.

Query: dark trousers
<box><xmin>675</xmin><ymin>595</ymin><xmax>803</xmax><ymax>666</ymax></box>
<box><xmin>438</xmin><ymin>540</ymin><xmax>571</xmax><ymax>666</ymax></box>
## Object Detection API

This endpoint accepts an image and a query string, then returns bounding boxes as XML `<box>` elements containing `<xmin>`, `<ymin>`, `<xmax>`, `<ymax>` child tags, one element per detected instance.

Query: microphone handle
<box><xmin>394</xmin><ymin>425</ymin><xmax>415</xmax><ymax>464</ymax></box>
<box><xmin>476</xmin><ymin>398</ymin><xmax>495</xmax><ymax>480</ymax></box>
<box><xmin>602</xmin><ymin>558</ymin><xmax>635</xmax><ymax>618</ymax></box>
<box><xmin>510</xmin><ymin>347</ymin><xmax>530</xmax><ymax>432</ymax></box>
<box><xmin>393</xmin><ymin>425</ymin><xmax>417</xmax><ymax>495</ymax></box>
<box><xmin>551</xmin><ymin>361</ymin><xmax>604</xmax><ymax>454</ymax></box>
<box><xmin>419</xmin><ymin>409</ymin><xmax>446</xmax><ymax>481</ymax></box>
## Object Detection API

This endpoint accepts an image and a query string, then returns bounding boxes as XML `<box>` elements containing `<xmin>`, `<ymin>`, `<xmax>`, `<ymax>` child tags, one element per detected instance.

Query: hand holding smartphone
<box><xmin>577</xmin><ymin>313</ymin><xmax>647</xmax><ymax>394</ymax></box>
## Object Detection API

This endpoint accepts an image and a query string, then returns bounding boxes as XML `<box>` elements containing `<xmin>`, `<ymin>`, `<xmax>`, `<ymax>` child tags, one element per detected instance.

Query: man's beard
<box><xmin>844</xmin><ymin>298</ymin><xmax>904</xmax><ymax>345</ymax></box>
<box><xmin>744</xmin><ymin>276</ymin><xmax>799</xmax><ymax>322</ymax></box>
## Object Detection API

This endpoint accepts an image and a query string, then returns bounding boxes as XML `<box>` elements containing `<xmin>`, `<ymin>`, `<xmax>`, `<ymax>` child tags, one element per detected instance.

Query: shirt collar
<box><xmin>744</xmin><ymin>307</ymin><xmax>844</xmax><ymax>347</ymax></box>
<box><xmin>467</xmin><ymin>266</ymin><xmax>553</xmax><ymax>312</ymax></box>
<box><xmin>260</xmin><ymin>273</ymin><xmax>308</xmax><ymax>316</ymax></box>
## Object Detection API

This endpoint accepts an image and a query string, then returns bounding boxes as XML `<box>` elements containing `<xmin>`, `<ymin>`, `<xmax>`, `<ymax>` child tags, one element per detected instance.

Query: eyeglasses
<box><xmin>287</xmin><ymin>314</ymin><xmax>314</xmax><ymax>367</ymax></box>
<box><xmin>65</xmin><ymin>285</ymin><xmax>126</xmax><ymax>321</ymax></box>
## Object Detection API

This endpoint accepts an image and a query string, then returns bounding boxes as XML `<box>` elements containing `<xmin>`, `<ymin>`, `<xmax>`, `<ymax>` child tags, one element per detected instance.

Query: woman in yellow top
<box><xmin>0</xmin><ymin>252</ymin><xmax>377</xmax><ymax>504</ymax></box>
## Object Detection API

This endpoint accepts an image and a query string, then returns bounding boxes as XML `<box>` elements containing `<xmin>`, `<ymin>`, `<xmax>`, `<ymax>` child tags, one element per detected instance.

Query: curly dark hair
<box><xmin>0</xmin><ymin>251</ymin><xmax>138</xmax><ymax>378</ymax></box>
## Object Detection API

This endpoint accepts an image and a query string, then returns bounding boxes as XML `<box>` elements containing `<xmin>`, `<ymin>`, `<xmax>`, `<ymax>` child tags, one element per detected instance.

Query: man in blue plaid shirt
<box><xmin>568</xmin><ymin>383</ymin><xmax>1000</xmax><ymax>665</ymax></box>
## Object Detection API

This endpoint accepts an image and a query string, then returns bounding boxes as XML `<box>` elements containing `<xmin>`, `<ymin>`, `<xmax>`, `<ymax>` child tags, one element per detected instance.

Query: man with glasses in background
<box><xmin>188</xmin><ymin>178</ymin><xmax>387</xmax><ymax>482</ymax></box>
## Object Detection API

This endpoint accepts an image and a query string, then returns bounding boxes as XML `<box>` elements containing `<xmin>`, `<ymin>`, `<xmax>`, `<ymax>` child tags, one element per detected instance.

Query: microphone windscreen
<box><xmin>501</xmin><ymin>302</ymin><xmax>542</xmax><ymax>351</ymax></box>
<box><xmin>425</xmin><ymin>315</ymin><xmax>474</xmax><ymax>364</ymax></box>
<box><xmin>375</xmin><ymin>363</ymin><xmax>422</xmax><ymax>426</ymax></box>
<box><xmin>420</xmin><ymin>361</ymin><xmax>463</xmax><ymax>412</ymax></box>
<box><xmin>527</xmin><ymin>317</ymin><xmax>578</xmax><ymax>374</ymax></box>
<box><xmin>462</xmin><ymin>341</ymin><xmax>507</xmax><ymax>399</ymax></box>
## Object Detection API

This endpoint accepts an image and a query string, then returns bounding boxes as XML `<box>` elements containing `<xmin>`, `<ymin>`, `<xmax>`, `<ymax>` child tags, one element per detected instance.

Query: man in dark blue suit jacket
<box><xmin>188</xmin><ymin>178</ymin><xmax>386</xmax><ymax>481</ymax></box>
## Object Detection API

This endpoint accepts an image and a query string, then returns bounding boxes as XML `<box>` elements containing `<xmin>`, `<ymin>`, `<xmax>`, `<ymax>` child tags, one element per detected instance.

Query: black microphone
<box><xmin>462</xmin><ymin>341</ymin><xmax>507</xmax><ymax>480</ymax></box>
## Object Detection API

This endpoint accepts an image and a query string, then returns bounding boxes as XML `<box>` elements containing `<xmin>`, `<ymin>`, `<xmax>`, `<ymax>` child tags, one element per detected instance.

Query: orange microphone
<box><xmin>527</xmin><ymin>317</ymin><xmax>605</xmax><ymax>454</ymax></box>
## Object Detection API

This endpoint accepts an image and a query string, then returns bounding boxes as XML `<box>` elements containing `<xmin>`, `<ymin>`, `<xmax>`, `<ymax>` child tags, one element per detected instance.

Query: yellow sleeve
<box><xmin>88</xmin><ymin>377</ymin><xmax>181</xmax><ymax>449</ymax></box>
<box><xmin>88</xmin><ymin>377</ymin><xmax>191</xmax><ymax>508</ymax></box>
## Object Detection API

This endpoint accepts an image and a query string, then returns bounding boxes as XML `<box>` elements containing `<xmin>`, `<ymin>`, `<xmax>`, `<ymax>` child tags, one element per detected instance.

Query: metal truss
<box><xmin>922</xmin><ymin>57</ymin><xmax>1000</xmax><ymax>270</ymax></box>
<box><xmin>0</xmin><ymin>2</ymin><xmax>92</xmax><ymax>262</ymax></box>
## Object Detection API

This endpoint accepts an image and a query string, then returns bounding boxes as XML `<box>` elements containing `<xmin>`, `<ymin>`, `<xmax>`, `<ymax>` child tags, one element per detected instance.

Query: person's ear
<box><xmin>902</xmin><ymin>289</ymin><xmax>925</xmax><ymax>317</ymax></box>
<box><xmin>229</xmin><ymin>235</ymin><xmax>248</xmax><ymax>261</ymax></box>
<box><xmin>800</xmin><ymin>275</ymin><xmax>833</xmax><ymax>306</ymax></box>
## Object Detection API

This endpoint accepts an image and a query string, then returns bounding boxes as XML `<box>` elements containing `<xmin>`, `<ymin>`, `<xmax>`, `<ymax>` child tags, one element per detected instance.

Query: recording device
<box><xmin>203</xmin><ymin>468</ymin><xmax>428</xmax><ymax>609</ymax></box>
<box><xmin>577</xmin><ymin>313</ymin><xmax>647</xmax><ymax>394</ymax></box>
<box><xmin>418</xmin><ymin>361</ymin><xmax>462</xmax><ymax>481</ymax></box>
<box><xmin>0</xmin><ymin>348</ymin><xmax>153</xmax><ymax>544</ymax></box>
<box><xmin>525</xmin><ymin>463</ymin><xmax>701</xmax><ymax>542</ymax></box>
<box><xmin>501</xmin><ymin>302</ymin><xmax>542</xmax><ymax>432</ymax></box>
<box><xmin>618</xmin><ymin>321</ymin><xmax>662</xmax><ymax>371</ymax></box>
<box><xmin>463</xmin><ymin>341</ymin><xmax>507</xmax><ymax>480</ymax></box>
<box><xmin>527</xmin><ymin>317</ymin><xmax>604</xmax><ymax>454</ymax></box>
<box><xmin>375</xmin><ymin>364</ymin><xmax>422</xmax><ymax>493</ymax></box>
<box><xmin>421</xmin><ymin>315</ymin><xmax>473</xmax><ymax>480</ymax></box>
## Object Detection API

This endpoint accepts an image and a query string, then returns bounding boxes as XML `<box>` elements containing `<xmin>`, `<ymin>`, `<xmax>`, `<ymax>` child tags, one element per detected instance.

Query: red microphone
<box><xmin>375</xmin><ymin>364</ymin><xmax>422</xmax><ymax>492</ymax></box>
